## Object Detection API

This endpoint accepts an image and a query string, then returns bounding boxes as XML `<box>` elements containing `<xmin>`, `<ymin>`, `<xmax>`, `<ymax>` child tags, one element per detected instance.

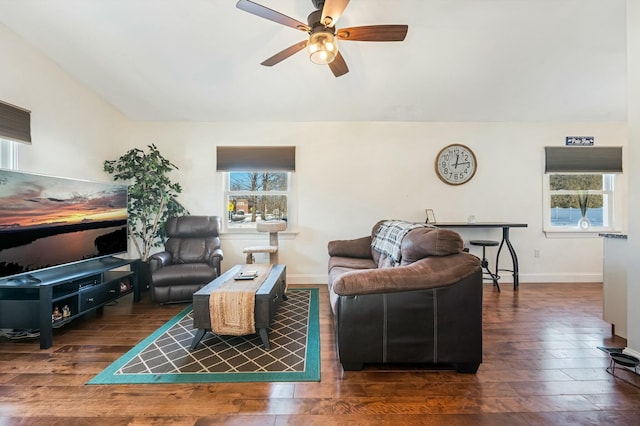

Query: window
<box><xmin>0</xmin><ymin>100</ymin><xmax>30</xmax><ymax>170</ymax></box>
<box><xmin>0</xmin><ymin>100</ymin><xmax>31</xmax><ymax>145</ymax></box>
<box><xmin>0</xmin><ymin>139</ymin><xmax>16</xmax><ymax>169</ymax></box>
<box><xmin>545</xmin><ymin>173</ymin><xmax>615</xmax><ymax>230</ymax></box>
<box><xmin>225</xmin><ymin>171</ymin><xmax>291</xmax><ymax>231</ymax></box>
<box><xmin>543</xmin><ymin>146</ymin><xmax>623</xmax><ymax>234</ymax></box>
<box><xmin>216</xmin><ymin>146</ymin><xmax>296</xmax><ymax>233</ymax></box>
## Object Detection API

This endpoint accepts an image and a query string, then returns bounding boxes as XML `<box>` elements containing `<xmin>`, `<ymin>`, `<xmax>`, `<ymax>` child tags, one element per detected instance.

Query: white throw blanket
<box><xmin>371</xmin><ymin>220</ymin><xmax>430</xmax><ymax>266</ymax></box>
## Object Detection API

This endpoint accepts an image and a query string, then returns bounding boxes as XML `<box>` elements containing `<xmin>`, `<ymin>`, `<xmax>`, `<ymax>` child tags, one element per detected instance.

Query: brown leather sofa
<box><xmin>327</xmin><ymin>220</ymin><xmax>483</xmax><ymax>372</ymax></box>
<box><xmin>149</xmin><ymin>216</ymin><xmax>223</xmax><ymax>304</ymax></box>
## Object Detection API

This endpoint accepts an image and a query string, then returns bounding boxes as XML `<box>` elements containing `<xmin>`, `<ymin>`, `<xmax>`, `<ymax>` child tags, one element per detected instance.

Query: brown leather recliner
<box><xmin>148</xmin><ymin>216</ymin><xmax>223</xmax><ymax>304</ymax></box>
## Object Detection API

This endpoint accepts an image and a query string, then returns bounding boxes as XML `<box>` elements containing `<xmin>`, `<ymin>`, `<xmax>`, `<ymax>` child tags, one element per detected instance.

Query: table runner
<box><xmin>209</xmin><ymin>264</ymin><xmax>273</xmax><ymax>335</ymax></box>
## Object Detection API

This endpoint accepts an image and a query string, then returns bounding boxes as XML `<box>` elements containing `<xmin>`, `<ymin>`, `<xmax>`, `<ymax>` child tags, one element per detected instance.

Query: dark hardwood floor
<box><xmin>1</xmin><ymin>282</ymin><xmax>639</xmax><ymax>425</ymax></box>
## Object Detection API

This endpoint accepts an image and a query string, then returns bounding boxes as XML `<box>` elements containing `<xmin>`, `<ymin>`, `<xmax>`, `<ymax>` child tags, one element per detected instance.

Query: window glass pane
<box><xmin>549</xmin><ymin>193</ymin><xmax>603</xmax><ymax>209</ymax></box>
<box><xmin>228</xmin><ymin>195</ymin><xmax>288</xmax><ymax>229</ymax></box>
<box><xmin>0</xmin><ymin>138</ymin><xmax>15</xmax><ymax>169</ymax></box>
<box><xmin>550</xmin><ymin>194</ymin><xmax>604</xmax><ymax>227</ymax></box>
<box><xmin>548</xmin><ymin>172</ymin><xmax>610</xmax><ymax>228</ymax></box>
<box><xmin>549</xmin><ymin>174</ymin><xmax>602</xmax><ymax>191</ymax></box>
<box><xmin>226</xmin><ymin>171</ymin><xmax>290</xmax><ymax>230</ymax></box>
<box><xmin>230</xmin><ymin>172</ymin><xmax>288</xmax><ymax>191</ymax></box>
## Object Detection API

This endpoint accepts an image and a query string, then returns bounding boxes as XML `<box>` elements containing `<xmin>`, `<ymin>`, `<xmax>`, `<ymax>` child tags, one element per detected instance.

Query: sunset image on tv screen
<box><xmin>0</xmin><ymin>170</ymin><xmax>128</xmax><ymax>279</ymax></box>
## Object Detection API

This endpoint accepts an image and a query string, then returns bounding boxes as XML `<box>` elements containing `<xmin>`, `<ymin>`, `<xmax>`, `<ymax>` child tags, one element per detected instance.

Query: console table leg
<box><xmin>496</xmin><ymin>227</ymin><xmax>520</xmax><ymax>291</ymax></box>
<box><xmin>505</xmin><ymin>234</ymin><xmax>519</xmax><ymax>290</ymax></box>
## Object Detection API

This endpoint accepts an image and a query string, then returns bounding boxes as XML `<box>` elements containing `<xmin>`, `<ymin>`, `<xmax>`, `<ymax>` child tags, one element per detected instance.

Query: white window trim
<box><xmin>0</xmin><ymin>139</ymin><xmax>17</xmax><ymax>169</ymax></box>
<box><xmin>221</xmin><ymin>171</ymin><xmax>298</xmax><ymax>235</ymax></box>
<box><xmin>542</xmin><ymin>173</ymin><xmax>623</xmax><ymax>238</ymax></box>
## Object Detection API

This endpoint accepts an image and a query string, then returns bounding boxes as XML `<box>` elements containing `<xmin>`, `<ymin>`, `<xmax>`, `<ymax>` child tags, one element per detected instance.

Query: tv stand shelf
<box><xmin>0</xmin><ymin>257</ymin><xmax>140</xmax><ymax>349</ymax></box>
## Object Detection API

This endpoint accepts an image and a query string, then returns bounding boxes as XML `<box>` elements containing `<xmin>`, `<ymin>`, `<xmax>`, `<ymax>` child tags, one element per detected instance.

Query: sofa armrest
<box><xmin>148</xmin><ymin>251</ymin><xmax>172</xmax><ymax>272</ymax></box>
<box><xmin>332</xmin><ymin>253</ymin><xmax>480</xmax><ymax>295</ymax></box>
<box><xmin>328</xmin><ymin>236</ymin><xmax>373</xmax><ymax>259</ymax></box>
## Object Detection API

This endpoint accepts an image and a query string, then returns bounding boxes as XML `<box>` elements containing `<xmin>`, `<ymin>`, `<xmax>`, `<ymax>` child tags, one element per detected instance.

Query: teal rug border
<box><xmin>87</xmin><ymin>288</ymin><xmax>320</xmax><ymax>384</ymax></box>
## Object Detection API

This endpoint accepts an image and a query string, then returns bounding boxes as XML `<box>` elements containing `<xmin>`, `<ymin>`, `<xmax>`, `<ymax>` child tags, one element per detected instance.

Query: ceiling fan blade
<box><xmin>337</xmin><ymin>25</ymin><xmax>408</xmax><ymax>42</ymax></box>
<box><xmin>236</xmin><ymin>0</ymin><xmax>310</xmax><ymax>32</ymax></box>
<box><xmin>329</xmin><ymin>51</ymin><xmax>349</xmax><ymax>77</ymax></box>
<box><xmin>261</xmin><ymin>40</ymin><xmax>308</xmax><ymax>67</ymax></box>
<box><xmin>321</xmin><ymin>0</ymin><xmax>350</xmax><ymax>27</ymax></box>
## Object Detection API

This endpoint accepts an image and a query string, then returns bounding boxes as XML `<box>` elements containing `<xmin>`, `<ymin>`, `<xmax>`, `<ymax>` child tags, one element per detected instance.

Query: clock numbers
<box><xmin>435</xmin><ymin>144</ymin><xmax>477</xmax><ymax>185</ymax></box>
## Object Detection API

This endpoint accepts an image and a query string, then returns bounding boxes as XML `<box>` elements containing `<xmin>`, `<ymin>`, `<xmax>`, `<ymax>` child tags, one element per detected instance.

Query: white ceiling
<box><xmin>0</xmin><ymin>0</ymin><xmax>628</xmax><ymax>122</ymax></box>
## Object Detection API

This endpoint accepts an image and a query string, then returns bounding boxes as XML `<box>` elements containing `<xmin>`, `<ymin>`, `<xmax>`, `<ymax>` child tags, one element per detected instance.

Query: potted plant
<box><xmin>104</xmin><ymin>144</ymin><xmax>188</xmax><ymax>284</ymax></box>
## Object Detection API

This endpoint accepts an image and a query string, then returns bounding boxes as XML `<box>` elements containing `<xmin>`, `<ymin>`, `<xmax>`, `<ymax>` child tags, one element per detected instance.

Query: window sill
<box><xmin>544</xmin><ymin>228</ymin><xmax>622</xmax><ymax>238</ymax></box>
<box><xmin>220</xmin><ymin>229</ymin><xmax>298</xmax><ymax>240</ymax></box>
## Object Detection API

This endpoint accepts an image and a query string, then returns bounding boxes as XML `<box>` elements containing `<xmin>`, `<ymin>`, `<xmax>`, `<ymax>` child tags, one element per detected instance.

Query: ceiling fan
<box><xmin>236</xmin><ymin>0</ymin><xmax>408</xmax><ymax>77</ymax></box>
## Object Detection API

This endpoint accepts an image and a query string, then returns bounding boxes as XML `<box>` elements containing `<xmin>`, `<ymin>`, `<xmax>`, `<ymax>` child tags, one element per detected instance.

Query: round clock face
<box><xmin>435</xmin><ymin>144</ymin><xmax>477</xmax><ymax>185</ymax></box>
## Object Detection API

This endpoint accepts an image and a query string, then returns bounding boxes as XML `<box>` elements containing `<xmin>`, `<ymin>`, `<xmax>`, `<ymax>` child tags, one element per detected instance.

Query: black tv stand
<box><xmin>0</xmin><ymin>257</ymin><xmax>140</xmax><ymax>349</ymax></box>
<box><xmin>98</xmin><ymin>256</ymin><xmax>124</xmax><ymax>264</ymax></box>
<box><xmin>8</xmin><ymin>274</ymin><xmax>42</xmax><ymax>285</ymax></box>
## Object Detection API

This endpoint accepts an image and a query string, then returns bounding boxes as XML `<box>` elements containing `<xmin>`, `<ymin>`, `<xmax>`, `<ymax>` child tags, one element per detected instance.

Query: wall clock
<box><xmin>435</xmin><ymin>144</ymin><xmax>477</xmax><ymax>185</ymax></box>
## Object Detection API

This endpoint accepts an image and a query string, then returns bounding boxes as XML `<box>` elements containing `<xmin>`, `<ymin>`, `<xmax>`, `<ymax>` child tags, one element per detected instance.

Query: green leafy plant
<box><xmin>103</xmin><ymin>144</ymin><xmax>188</xmax><ymax>261</ymax></box>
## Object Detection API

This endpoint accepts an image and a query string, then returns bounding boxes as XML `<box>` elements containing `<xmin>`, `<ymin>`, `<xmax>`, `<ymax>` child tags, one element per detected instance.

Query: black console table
<box><xmin>433</xmin><ymin>222</ymin><xmax>528</xmax><ymax>290</ymax></box>
<box><xmin>0</xmin><ymin>257</ymin><xmax>140</xmax><ymax>349</ymax></box>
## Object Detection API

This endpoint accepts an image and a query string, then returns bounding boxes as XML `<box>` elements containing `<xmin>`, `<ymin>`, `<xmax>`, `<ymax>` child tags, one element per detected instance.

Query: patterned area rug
<box><xmin>88</xmin><ymin>288</ymin><xmax>319</xmax><ymax>384</ymax></box>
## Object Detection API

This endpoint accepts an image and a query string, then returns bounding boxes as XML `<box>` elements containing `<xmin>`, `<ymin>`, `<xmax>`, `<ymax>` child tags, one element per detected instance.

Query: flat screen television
<box><xmin>0</xmin><ymin>169</ymin><xmax>128</xmax><ymax>282</ymax></box>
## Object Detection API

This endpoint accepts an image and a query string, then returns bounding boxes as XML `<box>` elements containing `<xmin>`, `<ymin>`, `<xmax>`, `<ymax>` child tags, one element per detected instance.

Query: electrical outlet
<box><xmin>534</xmin><ymin>249</ymin><xmax>540</xmax><ymax>258</ymax></box>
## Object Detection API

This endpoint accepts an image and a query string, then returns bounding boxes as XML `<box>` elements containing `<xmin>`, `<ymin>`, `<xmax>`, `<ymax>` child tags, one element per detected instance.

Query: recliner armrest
<box><xmin>148</xmin><ymin>251</ymin><xmax>173</xmax><ymax>272</ymax></box>
<box><xmin>207</xmin><ymin>248</ymin><xmax>224</xmax><ymax>275</ymax></box>
<box><xmin>328</xmin><ymin>236</ymin><xmax>373</xmax><ymax>259</ymax></box>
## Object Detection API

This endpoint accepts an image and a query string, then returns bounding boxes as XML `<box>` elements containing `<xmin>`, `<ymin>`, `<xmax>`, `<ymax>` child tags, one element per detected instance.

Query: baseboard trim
<box><xmin>287</xmin><ymin>274</ymin><xmax>327</xmax><ymax>285</ymax></box>
<box><xmin>624</xmin><ymin>347</ymin><xmax>640</xmax><ymax>359</ymax></box>
<box><xmin>517</xmin><ymin>273</ymin><xmax>602</xmax><ymax>283</ymax></box>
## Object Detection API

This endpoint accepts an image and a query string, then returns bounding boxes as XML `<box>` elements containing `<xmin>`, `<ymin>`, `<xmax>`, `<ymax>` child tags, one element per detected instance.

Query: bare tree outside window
<box><xmin>227</xmin><ymin>172</ymin><xmax>289</xmax><ymax>230</ymax></box>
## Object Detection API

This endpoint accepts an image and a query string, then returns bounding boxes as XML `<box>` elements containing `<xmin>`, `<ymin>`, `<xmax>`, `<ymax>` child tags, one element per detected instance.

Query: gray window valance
<box><xmin>0</xmin><ymin>100</ymin><xmax>31</xmax><ymax>144</ymax></box>
<box><xmin>544</xmin><ymin>146</ymin><xmax>622</xmax><ymax>173</ymax></box>
<box><xmin>216</xmin><ymin>146</ymin><xmax>296</xmax><ymax>171</ymax></box>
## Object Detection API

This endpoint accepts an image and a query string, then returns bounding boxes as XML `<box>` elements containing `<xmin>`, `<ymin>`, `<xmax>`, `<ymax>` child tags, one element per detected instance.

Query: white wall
<box><xmin>0</xmin><ymin>22</ymin><xmax>629</xmax><ymax>287</ymax></box>
<box><xmin>127</xmin><ymin>121</ymin><xmax>626</xmax><ymax>284</ymax></box>
<box><xmin>0</xmin><ymin>23</ymin><xmax>129</xmax><ymax>181</ymax></box>
<box><xmin>625</xmin><ymin>1</ymin><xmax>639</xmax><ymax>356</ymax></box>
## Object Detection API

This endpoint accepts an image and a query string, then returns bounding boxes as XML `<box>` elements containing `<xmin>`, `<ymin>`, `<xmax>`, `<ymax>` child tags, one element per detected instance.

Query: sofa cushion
<box><xmin>166</xmin><ymin>238</ymin><xmax>211</xmax><ymax>264</ymax></box>
<box><xmin>151</xmin><ymin>263</ymin><xmax>217</xmax><ymax>287</ymax></box>
<box><xmin>400</xmin><ymin>228</ymin><xmax>464</xmax><ymax>265</ymax></box>
<box><xmin>329</xmin><ymin>256</ymin><xmax>377</xmax><ymax>272</ymax></box>
<box><xmin>327</xmin><ymin>236</ymin><xmax>373</xmax><ymax>259</ymax></box>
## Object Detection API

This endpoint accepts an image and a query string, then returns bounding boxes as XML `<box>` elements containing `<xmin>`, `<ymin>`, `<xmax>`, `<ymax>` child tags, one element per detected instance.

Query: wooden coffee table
<box><xmin>190</xmin><ymin>264</ymin><xmax>286</xmax><ymax>350</ymax></box>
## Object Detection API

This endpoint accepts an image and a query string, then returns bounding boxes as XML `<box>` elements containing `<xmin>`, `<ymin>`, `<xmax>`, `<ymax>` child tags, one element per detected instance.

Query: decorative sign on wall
<box><xmin>565</xmin><ymin>136</ymin><xmax>594</xmax><ymax>146</ymax></box>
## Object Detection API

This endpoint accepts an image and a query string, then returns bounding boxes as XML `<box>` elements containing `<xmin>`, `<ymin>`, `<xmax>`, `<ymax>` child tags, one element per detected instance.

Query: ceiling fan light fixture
<box><xmin>308</xmin><ymin>31</ymin><xmax>338</xmax><ymax>65</ymax></box>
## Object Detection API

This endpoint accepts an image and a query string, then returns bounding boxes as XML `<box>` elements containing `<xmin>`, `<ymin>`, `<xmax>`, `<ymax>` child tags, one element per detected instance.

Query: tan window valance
<box><xmin>216</xmin><ymin>146</ymin><xmax>296</xmax><ymax>171</ymax></box>
<box><xmin>544</xmin><ymin>146</ymin><xmax>622</xmax><ymax>173</ymax></box>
